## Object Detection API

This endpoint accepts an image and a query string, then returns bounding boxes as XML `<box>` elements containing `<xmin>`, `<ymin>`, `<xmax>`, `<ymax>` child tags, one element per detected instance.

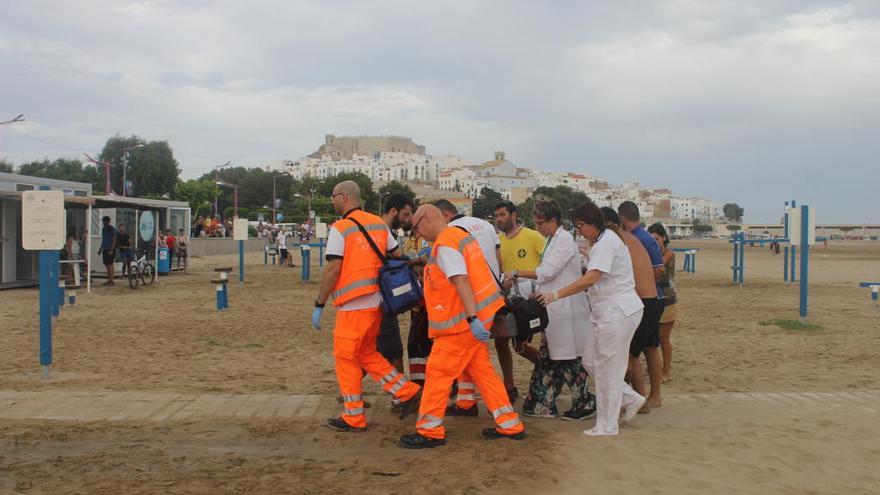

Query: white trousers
<box><xmin>582</xmin><ymin>306</ymin><xmax>644</xmax><ymax>434</ymax></box>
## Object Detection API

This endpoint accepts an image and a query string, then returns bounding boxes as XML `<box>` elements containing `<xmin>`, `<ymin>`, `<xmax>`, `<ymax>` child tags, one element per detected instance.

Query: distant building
<box><xmin>310</xmin><ymin>135</ymin><xmax>425</xmax><ymax>160</ymax></box>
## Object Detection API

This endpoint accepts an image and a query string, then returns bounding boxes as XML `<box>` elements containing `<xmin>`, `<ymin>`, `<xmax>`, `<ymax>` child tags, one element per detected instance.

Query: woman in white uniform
<box><xmin>537</xmin><ymin>201</ymin><xmax>646</xmax><ymax>436</ymax></box>
<box><xmin>506</xmin><ymin>197</ymin><xmax>595</xmax><ymax>420</ymax></box>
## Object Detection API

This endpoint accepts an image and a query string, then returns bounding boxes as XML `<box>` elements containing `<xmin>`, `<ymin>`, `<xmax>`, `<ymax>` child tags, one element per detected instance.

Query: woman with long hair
<box><xmin>648</xmin><ymin>223</ymin><xmax>677</xmax><ymax>383</ymax></box>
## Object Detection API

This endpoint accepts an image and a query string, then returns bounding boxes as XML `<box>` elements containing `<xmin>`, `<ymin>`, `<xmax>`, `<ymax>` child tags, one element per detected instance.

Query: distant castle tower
<box><xmin>494</xmin><ymin>151</ymin><xmax>505</xmax><ymax>161</ymax></box>
<box><xmin>310</xmin><ymin>135</ymin><xmax>426</xmax><ymax>159</ymax></box>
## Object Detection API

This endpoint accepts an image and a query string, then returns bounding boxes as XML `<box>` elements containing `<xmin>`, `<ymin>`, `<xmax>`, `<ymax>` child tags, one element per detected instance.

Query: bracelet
<box><xmin>512</xmin><ymin>269</ymin><xmax>519</xmax><ymax>279</ymax></box>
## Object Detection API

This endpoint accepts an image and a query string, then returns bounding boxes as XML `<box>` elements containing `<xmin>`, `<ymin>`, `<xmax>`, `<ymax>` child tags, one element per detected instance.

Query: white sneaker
<box><xmin>583</xmin><ymin>427</ymin><xmax>618</xmax><ymax>437</ymax></box>
<box><xmin>621</xmin><ymin>395</ymin><xmax>647</xmax><ymax>424</ymax></box>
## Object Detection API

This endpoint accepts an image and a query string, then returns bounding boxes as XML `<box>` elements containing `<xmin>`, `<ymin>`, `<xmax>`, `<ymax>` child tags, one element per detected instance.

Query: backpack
<box><xmin>349</xmin><ymin>218</ymin><xmax>423</xmax><ymax>316</ymax></box>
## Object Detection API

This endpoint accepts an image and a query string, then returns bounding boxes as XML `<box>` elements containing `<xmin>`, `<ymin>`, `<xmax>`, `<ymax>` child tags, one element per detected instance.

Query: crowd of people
<box><xmin>191</xmin><ymin>215</ymin><xmax>233</xmax><ymax>238</ymax></box>
<box><xmin>311</xmin><ymin>179</ymin><xmax>681</xmax><ymax>447</ymax></box>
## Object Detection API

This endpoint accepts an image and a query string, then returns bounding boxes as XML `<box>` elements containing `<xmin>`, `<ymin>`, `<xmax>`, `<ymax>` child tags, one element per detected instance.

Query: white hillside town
<box><xmin>283</xmin><ymin>135</ymin><xmax>723</xmax><ymax>228</ymax></box>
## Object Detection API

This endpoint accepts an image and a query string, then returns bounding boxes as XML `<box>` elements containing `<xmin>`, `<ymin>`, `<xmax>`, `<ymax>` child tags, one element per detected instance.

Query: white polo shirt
<box><xmin>448</xmin><ymin>215</ymin><xmax>501</xmax><ymax>279</ymax></box>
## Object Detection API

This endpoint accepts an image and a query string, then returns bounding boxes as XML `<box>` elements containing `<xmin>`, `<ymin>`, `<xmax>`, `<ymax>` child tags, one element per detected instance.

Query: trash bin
<box><xmin>157</xmin><ymin>247</ymin><xmax>171</xmax><ymax>275</ymax></box>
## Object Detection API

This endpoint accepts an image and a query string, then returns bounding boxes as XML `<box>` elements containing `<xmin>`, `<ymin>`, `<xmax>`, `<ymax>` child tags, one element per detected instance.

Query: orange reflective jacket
<box><xmin>424</xmin><ymin>226</ymin><xmax>504</xmax><ymax>338</ymax></box>
<box><xmin>331</xmin><ymin>209</ymin><xmax>389</xmax><ymax>307</ymax></box>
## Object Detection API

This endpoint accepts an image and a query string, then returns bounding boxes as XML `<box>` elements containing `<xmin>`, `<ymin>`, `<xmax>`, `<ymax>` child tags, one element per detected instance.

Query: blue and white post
<box><xmin>23</xmin><ymin>189</ymin><xmax>65</xmax><ymax>379</ymax></box>
<box><xmin>797</xmin><ymin>204</ymin><xmax>812</xmax><ymax>320</ymax></box>
<box><xmin>790</xmin><ymin>199</ymin><xmax>797</xmax><ymax>284</ymax></box>
<box><xmin>301</xmin><ymin>244</ymin><xmax>311</xmax><ymax>282</ymax></box>
<box><xmin>233</xmin><ymin>218</ymin><xmax>248</xmax><ymax>285</ymax></box>
<box><xmin>239</xmin><ymin>240</ymin><xmax>244</xmax><ymax>285</ymax></box>
<box><xmin>783</xmin><ymin>202</ymin><xmax>790</xmax><ymax>283</ymax></box>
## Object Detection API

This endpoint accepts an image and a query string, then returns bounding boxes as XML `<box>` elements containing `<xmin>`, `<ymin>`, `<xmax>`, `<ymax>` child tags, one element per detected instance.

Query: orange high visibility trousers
<box><xmin>333</xmin><ymin>307</ymin><xmax>420</xmax><ymax>428</ymax></box>
<box><xmin>416</xmin><ymin>332</ymin><xmax>524</xmax><ymax>440</ymax></box>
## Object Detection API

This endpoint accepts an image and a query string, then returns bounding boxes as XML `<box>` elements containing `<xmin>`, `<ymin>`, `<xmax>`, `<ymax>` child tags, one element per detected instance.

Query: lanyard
<box><xmin>540</xmin><ymin>230</ymin><xmax>557</xmax><ymax>260</ymax></box>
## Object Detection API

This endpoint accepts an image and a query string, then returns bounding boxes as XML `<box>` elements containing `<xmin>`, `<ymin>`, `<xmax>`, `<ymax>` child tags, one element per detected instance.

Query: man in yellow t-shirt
<box><xmin>494</xmin><ymin>201</ymin><xmax>546</xmax><ymax>396</ymax></box>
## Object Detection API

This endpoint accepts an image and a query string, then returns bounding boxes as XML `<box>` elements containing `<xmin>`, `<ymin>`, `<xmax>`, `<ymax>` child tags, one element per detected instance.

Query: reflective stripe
<box><xmin>498</xmin><ymin>417</ymin><xmax>521</xmax><ymax>430</ymax></box>
<box><xmin>410</xmin><ymin>373</ymin><xmax>426</xmax><ymax>380</ymax></box>
<box><xmin>380</xmin><ymin>369</ymin><xmax>400</xmax><ymax>385</ymax></box>
<box><xmin>409</xmin><ymin>358</ymin><xmax>427</xmax><ymax>365</ymax></box>
<box><xmin>418</xmin><ymin>414</ymin><xmax>444</xmax><ymax>429</ymax></box>
<box><xmin>342</xmin><ymin>394</ymin><xmax>362</xmax><ymax>403</ymax></box>
<box><xmin>457</xmin><ymin>382</ymin><xmax>475</xmax><ymax>389</ymax></box>
<box><xmin>492</xmin><ymin>405</ymin><xmax>514</xmax><ymax>419</ymax></box>
<box><xmin>429</xmin><ymin>291</ymin><xmax>504</xmax><ymax>330</ymax></box>
<box><xmin>332</xmin><ymin>277</ymin><xmax>379</xmax><ymax>300</ymax></box>
<box><xmin>345</xmin><ymin>407</ymin><xmax>365</xmax><ymax>416</ymax></box>
<box><xmin>456</xmin><ymin>394</ymin><xmax>475</xmax><ymax>401</ymax></box>
<box><xmin>388</xmin><ymin>377</ymin><xmax>409</xmax><ymax>395</ymax></box>
<box><xmin>339</xmin><ymin>222</ymin><xmax>389</xmax><ymax>239</ymax></box>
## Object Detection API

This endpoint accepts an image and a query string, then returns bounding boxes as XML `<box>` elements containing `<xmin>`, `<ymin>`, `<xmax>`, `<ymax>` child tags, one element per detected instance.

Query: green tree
<box><xmin>99</xmin><ymin>135</ymin><xmax>181</xmax><ymax>197</ymax></box>
<box><xmin>174</xmin><ymin>179</ymin><xmax>220</xmax><ymax>219</ymax></box>
<box><xmin>0</xmin><ymin>159</ymin><xmax>13</xmax><ymax>173</ymax></box>
<box><xmin>378</xmin><ymin>181</ymin><xmax>416</xmax><ymax>204</ymax></box>
<box><xmin>17</xmin><ymin>158</ymin><xmax>102</xmax><ymax>189</ymax></box>
<box><xmin>315</xmin><ymin>172</ymin><xmax>378</xmax><ymax>213</ymax></box>
<box><xmin>726</xmin><ymin>224</ymin><xmax>742</xmax><ymax>231</ymax></box>
<box><xmin>517</xmin><ymin>185</ymin><xmax>589</xmax><ymax>227</ymax></box>
<box><xmin>723</xmin><ymin>203</ymin><xmax>744</xmax><ymax>222</ymax></box>
<box><xmin>473</xmin><ymin>187</ymin><xmax>504</xmax><ymax>219</ymax></box>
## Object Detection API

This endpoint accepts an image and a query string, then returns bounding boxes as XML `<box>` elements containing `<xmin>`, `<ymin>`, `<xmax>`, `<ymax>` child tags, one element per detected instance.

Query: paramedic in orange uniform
<box><xmin>398</xmin><ymin>205</ymin><xmax>525</xmax><ymax>449</ymax></box>
<box><xmin>312</xmin><ymin>180</ymin><xmax>421</xmax><ymax>432</ymax></box>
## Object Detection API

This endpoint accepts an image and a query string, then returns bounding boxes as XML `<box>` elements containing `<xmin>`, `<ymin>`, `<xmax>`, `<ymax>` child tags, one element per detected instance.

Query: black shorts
<box><xmin>377</xmin><ymin>312</ymin><xmax>403</xmax><ymax>361</ymax></box>
<box><xmin>630</xmin><ymin>297</ymin><xmax>662</xmax><ymax>357</ymax></box>
<box><xmin>102</xmin><ymin>249</ymin><xmax>115</xmax><ymax>266</ymax></box>
<box><xmin>280</xmin><ymin>248</ymin><xmax>288</xmax><ymax>259</ymax></box>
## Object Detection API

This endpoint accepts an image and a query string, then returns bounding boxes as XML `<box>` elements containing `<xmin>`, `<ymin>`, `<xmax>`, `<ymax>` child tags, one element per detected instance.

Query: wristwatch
<box><xmin>314</xmin><ymin>301</ymin><xmax>325</xmax><ymax>308</ymax></box>
<box><xmin>466</xmin><ymin>315</ymin><xmax>477</xmax><ymax>323</ymax></box>
<box><xmin>511</xmin><ymin>270</ymin><xmax>519</xmax><ymax>279</ymax></box>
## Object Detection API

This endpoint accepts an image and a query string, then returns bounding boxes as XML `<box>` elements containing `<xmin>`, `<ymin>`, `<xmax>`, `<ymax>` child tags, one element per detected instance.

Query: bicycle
<box><xmin>128</xmin><ymin>251</ymin><xmax>156</xmax><ymax>289</ymax></box>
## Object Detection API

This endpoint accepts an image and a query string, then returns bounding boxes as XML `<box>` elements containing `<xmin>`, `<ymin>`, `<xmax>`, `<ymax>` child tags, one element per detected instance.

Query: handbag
<box><xmin>449</xmin><ymin>226</ymin><xmax>549</xmax><ymax>340</ymax></box>
<box><xmin>349</xmin><ymin>217</ymin><xmax>423</xmax><ymax>316</ymax></box>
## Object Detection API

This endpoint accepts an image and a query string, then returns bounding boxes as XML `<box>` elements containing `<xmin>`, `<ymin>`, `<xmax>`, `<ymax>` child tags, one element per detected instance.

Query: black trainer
<box><xmin>399</xmin><ymin>433</ymin><xmax>446</xmax><ymax>449</ymax></box>
<box><xmin>397</xmin><ymin>390</ymin><xmax>422</xmax><ymax>420</ymax></box>
<box><xmin>561</xmin><ymin>408</ymin><xmax>596</xmax><ymax>421</ymax></box>
<box><xmin>445</xmin><ymin>404</ymin><xmax>479</xmax><ymax>417</ymax></box>
<box><xmin>506</xmin><ymin>387</ymin><xmax>519</xmax><ymax>404</ymax></box>
<box><xmin>325</xmin><ymin>417</ymin><xmax>367</xmax><ymax>432</ymax></box>
<box><xmin>480</xmin><ymin>427</ymin><xmax>526</xmax><ymax>441</ymax></box>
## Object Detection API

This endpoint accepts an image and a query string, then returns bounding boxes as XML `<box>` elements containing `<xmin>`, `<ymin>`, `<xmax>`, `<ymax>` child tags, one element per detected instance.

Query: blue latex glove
<box><xmin>469</xmin><ymin>318</ymin><xmax>490</xmax><ymax>341</ymax></box>
<box><xmin>311</xmin><ymin>307</ymin><xmax>324</xmax><ymax>331</ymax></box>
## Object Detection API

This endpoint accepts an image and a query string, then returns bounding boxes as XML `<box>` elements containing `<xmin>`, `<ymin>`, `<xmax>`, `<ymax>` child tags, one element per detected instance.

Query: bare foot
<box><xmin>645</xmin><ymin>397</ymin><xmax>662</xmax><ymax>409</ymax></box>
<box><xmin>661</xmin><ymin>375</ymin><xmax>672</xmax><ymax>384</ymax></box>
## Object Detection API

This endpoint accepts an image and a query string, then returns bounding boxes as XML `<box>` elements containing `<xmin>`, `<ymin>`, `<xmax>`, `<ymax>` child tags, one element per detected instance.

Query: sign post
<box><xmin>234</xmin><ymin>218</ymin><xmax>249</xmax><ymax>284</ymax></box>
<box><xmin>22</xmin><ymin>190</ymin><xmax>65</xmax><ymax>378</ymax></box>
<box><xmin>792</xmin><ymin>205</ymin><xmax>814</xmax><ymax>320</ymax></box>
<box><xmin>315</xmin><ymin>221</ymin><xmax>328</xmax><ymax>267</ymax></box>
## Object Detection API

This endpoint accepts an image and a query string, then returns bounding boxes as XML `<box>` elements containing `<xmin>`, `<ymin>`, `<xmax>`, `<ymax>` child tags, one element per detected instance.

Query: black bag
<box><xmin>349</xmin><ymin>217</ymin><xmax>423</xmax><ymax>316</ymax></box>
<box><xmin>505</xmin><ymin>280</ymin><xmax>549</xmax><ymax>342</ymax></box>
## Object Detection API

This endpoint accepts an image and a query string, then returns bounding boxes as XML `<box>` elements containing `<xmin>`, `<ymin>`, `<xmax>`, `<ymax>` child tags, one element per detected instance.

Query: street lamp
<box><xmin>216</xmin><ymin>181</ymin><xmax>240</xmax><ymax>218</ymax></box>
<box><xmin>0</xmin><ymin>114</ymin><xmax>25</xmax><ymax>126</ymax></box>
<box><xmin>272</xmin><ymin>171</ymin><xmax>291</xmax><ymax>225</ymax></box>
<box><xmin>83</xmin><ymin>153</ymin><xmax>113</xmax><ymax>195</ymax></box>
<box><xmin>121</xmin><ymin>144</ymin><xmax>144</xmax><ymax>197</ymax></box>
<box><xmin>212</xmin><ymin>161</ymin><xmax>232</xmax><ymax>217</ymax></box>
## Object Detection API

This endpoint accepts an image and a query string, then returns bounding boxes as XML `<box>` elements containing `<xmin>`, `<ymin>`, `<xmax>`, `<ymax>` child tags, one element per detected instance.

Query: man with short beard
<box><xmin>378</xmin><ymin>194</ymin><xmax>415</xmax><ymax>377</ymax></box>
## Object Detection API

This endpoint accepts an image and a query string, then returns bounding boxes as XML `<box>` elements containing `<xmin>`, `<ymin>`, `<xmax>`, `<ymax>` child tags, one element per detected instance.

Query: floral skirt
<box><xmin>522</xmin><ymin>345</ymin><xmax>594</xmax><ymax>415</ymax></box>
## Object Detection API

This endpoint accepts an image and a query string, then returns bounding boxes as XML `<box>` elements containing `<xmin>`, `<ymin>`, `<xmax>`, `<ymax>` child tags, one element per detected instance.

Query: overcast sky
<box><xmin>1</xmin><ymin>1</ymin><xmax>877</xmax><ymax>223</ymax></box>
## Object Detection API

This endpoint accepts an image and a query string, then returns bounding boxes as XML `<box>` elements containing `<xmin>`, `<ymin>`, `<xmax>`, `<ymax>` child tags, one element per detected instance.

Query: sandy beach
<box><xmin>1</xmin><ymin>239</ymin><xmax>879</xmax><ymax>494</ymax></box>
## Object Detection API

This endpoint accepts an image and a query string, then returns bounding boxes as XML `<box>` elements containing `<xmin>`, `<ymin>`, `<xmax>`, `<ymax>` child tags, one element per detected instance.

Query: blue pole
<box><xmin>216</xmin><ymin>284</ymin><xmax>223</xmax><ymax>311</ymax></box>
<box><xmin>732</xmin><ymin>237</ymin><xmax>738</xmax><ymax>283</ymax></box>
<box><xmin>239</xmin><ymin>240</ymin><xmax>244</xmax><ymax>284</ymax></box>
<box><xmin>799</xmin><ymin>205</ymin><xmax>809</xmax><ymax>319</ymax></box>
<box><xmin>692</xmin><ymin>252</ymin><xmax>697</xmax><ymax>273</ymax></box>
<box><xmin>783</xmin><ymin>202</ymin><xmax>789</xmax><ymax>282</ymax></box>
<box><xmin>50</xmin><ymin>250</ymin><xmax>60</xmax><ymax>317</ymax></box>
<box><xmin>39</xmin><ymin>250</ymin><xmax>53</xmax><ymax>375</ymax></box>
<box><xmin>790</xmin><ymin>200</ymin><xmax>797</xmax><ymax>283</ymax></box>
<box><xmin>264</xmin><ymin>245</ymin><xmax>268</xmax><ymax>266</ymax></box>
<box><xmin>319</xmin><ymin>239</ymin><xmax>325</xmax><ymax>267</ymax></box>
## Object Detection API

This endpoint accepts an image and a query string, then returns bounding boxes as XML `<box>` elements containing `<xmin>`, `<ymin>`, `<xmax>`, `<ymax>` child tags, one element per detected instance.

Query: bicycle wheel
<box><xmin>142</xmin><ymin>263</ymin><xmax>155</xmax><ymax>285</ymax></box>
<box><xmin>129</xmin><ymin>266</ymin><xmax>140</xmax><ymax>289</ymax></box>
